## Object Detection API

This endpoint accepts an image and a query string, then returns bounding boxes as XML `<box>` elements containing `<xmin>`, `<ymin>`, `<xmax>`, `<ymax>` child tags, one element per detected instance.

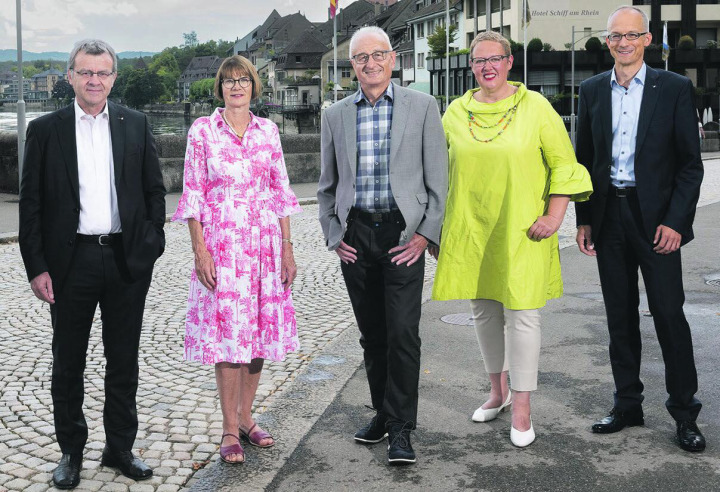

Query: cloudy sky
<box><xmin>0</xmin><ymin>0</ymin><xmax>333</xmax><ymax>53</ymax></box>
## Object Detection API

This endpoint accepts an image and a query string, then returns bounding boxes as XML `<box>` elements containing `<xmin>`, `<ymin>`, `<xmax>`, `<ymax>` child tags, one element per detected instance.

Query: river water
<box><xmin>0</xmin><ymin>108</ymin><xmax>198</xmax><ymax>136</ymax></box>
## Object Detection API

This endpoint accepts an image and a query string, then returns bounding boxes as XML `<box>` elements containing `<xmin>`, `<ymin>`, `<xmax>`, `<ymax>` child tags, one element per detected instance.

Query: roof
<box><xmin>313</xmin><ymin>0</ymin><xmax>376</xmax><ymax>46</ymax></box>
<box><xmin>246</xmin><ymin>12</ymin><xmax>314</xmax><ymax>52</ymax></box>
<box><xmin>395</xmin><ymin>39</ymin><xmax>414</xmax><ymax>53</ymax></box>
<box><xmin>32</xmin><ymin>68</ymin><xmax>64</xmax><ymax>78</ymax></box>
<box><xmin>406</xmin><ymin>0</ymin><xmax>463</xmax><ymax>23</ymax></box>
<box><xmin>180</xmin><ymin>56</ymin><xmax>225</xmax><ymax>79</ymax></box>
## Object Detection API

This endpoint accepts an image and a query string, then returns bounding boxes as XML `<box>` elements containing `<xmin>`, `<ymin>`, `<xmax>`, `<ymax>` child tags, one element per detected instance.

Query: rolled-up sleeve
<box><xmin>173</xmin><ymin>122</ymin><xmax>209</xmax><ymax>224</ymax></box>
<box><xmin>269</xmin><ymin>125</ymin><xmax>302</xmax><ymax>218</ymax></box>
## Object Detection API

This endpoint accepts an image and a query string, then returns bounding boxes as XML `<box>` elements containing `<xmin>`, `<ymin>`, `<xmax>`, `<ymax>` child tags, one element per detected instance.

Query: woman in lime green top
<box><xmin>431</xmin><ymin>31</ymin><xmax>592</xmax><ymax>447</ymax></box>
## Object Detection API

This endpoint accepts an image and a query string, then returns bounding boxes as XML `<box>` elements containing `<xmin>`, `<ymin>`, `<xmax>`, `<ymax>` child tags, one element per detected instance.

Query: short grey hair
<box><xmin>349</xmin><ymin>27</ymin><xmax>392</xmax><ymax>58</ymax></box>
<box><xmin>68</xmin><ymin>39</ymin><xmax>118</xmax><ymax>73</ymax></box>
<box><xmin>607</xmin><ymin>6</ymin><xmax>650</xmax><ymax>33</ymax></box>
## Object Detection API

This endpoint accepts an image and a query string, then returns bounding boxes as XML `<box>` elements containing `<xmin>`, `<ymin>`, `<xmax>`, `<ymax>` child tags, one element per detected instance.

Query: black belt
<box><xmin>610</xmin><ymin>186</ymin><xmax>636</xmax><ymax>198</ymax></box>
<box><xmin>348</xmin><ymin>207</ymin><xmax>403</xmax><ymax>224</ymax></box>
<box><xmin>76</xmin><ymin>233</ymin><xmax>122</xmax><ymax>246</ymax></box>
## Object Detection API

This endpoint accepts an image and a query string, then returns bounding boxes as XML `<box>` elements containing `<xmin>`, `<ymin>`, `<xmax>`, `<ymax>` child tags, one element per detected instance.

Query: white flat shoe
<box><xmin>472</xmin><ymin>392</ymin><xmax>512</xmax><ymax>422</ymax></box>
<box><xmin>510</xmin><ymin>418</ymin><xmax>535</xmax><ymax>448</ymax></box>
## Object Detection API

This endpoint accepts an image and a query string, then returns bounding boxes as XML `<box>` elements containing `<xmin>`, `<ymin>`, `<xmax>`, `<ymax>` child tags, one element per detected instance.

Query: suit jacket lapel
<box><xmin>389</xmin><ymin>84</ymin><xmax>409</xmax><ymax>167</ymax></box>
<box><xmin>635</xmin><ymin>66</ymin><xmax>660</xmax><ymax>157</ymax></box>
<box><xmin>342</xmin><ymin>96</ymin><xmax>357</xmax><ymax>180</ymax></box>
<box><xmin>599</xmin><ymin>72</ymin><xmax>613</xmax><ymax>161</ymax></box>
<box><xmin>108</xmin><ymin>101</ymin><xmax>125</xmax><ymax>185</ymax></box>
<box><xmin>56</xmin><ymin>104</ymin><xmax>79</xmax><ymax>201</ymax></box>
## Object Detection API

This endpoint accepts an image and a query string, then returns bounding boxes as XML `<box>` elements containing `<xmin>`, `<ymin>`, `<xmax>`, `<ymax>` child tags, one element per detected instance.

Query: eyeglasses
<box><xmin>222</xmin><ymin>77</ymin><xmax>252</xmax><ymax>89</ymax></box>
<box><xmin>350</xmin><ymin>50</ymin><xmax>392</xmax><ymax>64</ymax></box>
<box><xmin>606</xmin><ymin>32</ymin><xmax>647</xmax><ymax>42</ymax></box>
<box><xmin>470</xmin><ymin>55</ymin><xmax>509</xmax><ymax>68</ymax></box>
<box><xmin>72</xmin><ymin>69</ymin><xmax>115</xmax><ymax>80</ymax></box>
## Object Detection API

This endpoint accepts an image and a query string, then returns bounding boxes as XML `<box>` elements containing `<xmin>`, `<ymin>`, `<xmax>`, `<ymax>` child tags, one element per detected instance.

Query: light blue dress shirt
<box><xmin>610</xmin><ymin>63</ymin><xmax>646</xmax><ymax>188</ymax></box>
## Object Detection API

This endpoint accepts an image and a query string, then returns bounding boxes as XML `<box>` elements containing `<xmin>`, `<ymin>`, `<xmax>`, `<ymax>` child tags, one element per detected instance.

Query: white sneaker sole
<box><xmin>354</xmin><ymin>433</ymin><xmax>388</xmax><ymax>444</ymax></box>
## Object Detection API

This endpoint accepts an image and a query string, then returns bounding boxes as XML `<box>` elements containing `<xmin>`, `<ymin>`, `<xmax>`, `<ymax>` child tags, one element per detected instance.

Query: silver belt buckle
<box><xmin>98</xmin><ymin>234</ymin><xmax>111</xmax><ymax>245</ymax></box>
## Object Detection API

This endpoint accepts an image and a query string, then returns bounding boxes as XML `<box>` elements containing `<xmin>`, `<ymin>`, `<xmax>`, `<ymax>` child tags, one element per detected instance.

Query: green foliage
<box><xmin>645</xmin><ymin>43</ymin><xmax>661</xmax><ymax>51</ymax></box>
<box><xmin>150</xmin><ymin>50</ymin><xmax>181</xmax><ymax>102</ymax></box>
<box><xmin>508</xmin><ymin>39</ymin><xmax>523</xmax><ymax>52</ymax></box>
<box><xmin>23</xmin><ymin>65</ymin><xmax>41</xmax><ymax>78</ymax></box>
<box><xmin>51</xmin><ymin>79</ymin><xmax>74</xmax><ymax>105</ymax></box>
<box><xmin>678</xmin><ymin>35</ymin><xmax>695</xmax><ymax>50</ymax></box>
<box><xmin>527</xmin><ymin>38</ymin><xmax>543</xmax><ymax>52</ymax></box>
<box><xmin>183</xmin><ymin>31</ymin><xmax>199</xmax><ymax>48</ymax></box>
<box><xmin>455</xmin><ymin>48</ymin><xmax>470</xmax><ymax>55</ymax></box>
<box><xmin>123</xmin><ymin>69</ymin><xmax>165</xmax><ymax>108</ymax></box>
<box><xmin>584</xmin><ymin>37</ymin><xmax>602</xmax><ymax>52</ymax></box>
<box><xmin>543</xmin><ymin>43</ymin><xmax>553</xmax><ymax>52</ymax></box>
<box><xmin>427</xmin><ymin>24</ymin><xmax>458</xmax><ymax>58</ymax></box>
<box><xmin>707</xmin><ymin>40</ymin><xmax>718</xmax><ymax>49</ymax></box>
<box><xmin>189</xmin><ymin>78</ymin><xmax>216</xmax><ymax>102</ymax></box>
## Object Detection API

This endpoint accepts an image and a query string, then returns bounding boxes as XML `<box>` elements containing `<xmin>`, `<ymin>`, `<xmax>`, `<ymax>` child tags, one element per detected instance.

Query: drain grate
<box><xmin>440</xmin><ymin>313</ymin><xmax>474</xmax><ymax>326</ymax></box>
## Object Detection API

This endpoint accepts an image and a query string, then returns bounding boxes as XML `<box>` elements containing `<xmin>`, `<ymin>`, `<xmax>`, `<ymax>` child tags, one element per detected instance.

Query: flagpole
<box><xmin>523</xmin><ymin>0</ymin><xmax>527</xmax><ymax>85</ymax></box>
<box><xmin>445</xmin><ymin>0</ymin><xmax>449</xmax><ymax>111</ymax></box>
<box><xmin>16</xmin><ymin>0</ymin><xmax>25</xmax><ymax>186</ymax></box>
<box><xmin>664</xmin><ymin>21</ymin><xmax>668</xmax><ymax>71</ymax></box>
<box><xmin>333</xmin><ymin>13</ymin><xmax>337</xmax><ymax>103</ymax></box>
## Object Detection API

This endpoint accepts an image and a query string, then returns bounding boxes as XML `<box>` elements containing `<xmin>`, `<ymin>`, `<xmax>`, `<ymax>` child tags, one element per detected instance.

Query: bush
<box><xmin>508</xmin><ymin>39</ymin><xmax>523</xmax><ymax>52</ymax></box>
<box><xmin>527</xmin><ymin>38</ymin><xmax>543</xmax><ymax>52</ymax></box>
<box><xmin>585</xmin><ymin>37</ymin><xmax>603</xmax><ymax>52</ymax></box>
<box><xmin>678</xmin><ymin>35</ymin><xmax>695</xmax><ymax>50</ymax></box>
<box><xmin>645</xmin><ymin>43</ymin><xmax>661</xmax><ymax>51</ymax></box>
<box><xmin>707</xmin><ymin>40</ymin><xmax>718</xmax><ymax>49</ymax></box>
<box><xmin>543</xmin><ymin>43</ymin><xmax>553</xmax><ymax>52</ymax></box>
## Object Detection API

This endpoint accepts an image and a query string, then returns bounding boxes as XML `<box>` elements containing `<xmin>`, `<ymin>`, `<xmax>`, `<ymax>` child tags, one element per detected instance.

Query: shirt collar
<box><xmin>214</xmin><ymin>107</ymin><xmax>259</xmax><ymax>131</ymax></box>
<box><xmin>611</xmin><ymin>62</ymin><xmax>646</xmax><ymax>88</ymax></box>
<box><xmin>354</xmin><ymin>82</ymin><xmax>394</xmax><ymax>105</ymax></box>
<box><xmin>74</xmin><ymin>99</ymin><xmax>109</xmax><ymax>122</ymax></box>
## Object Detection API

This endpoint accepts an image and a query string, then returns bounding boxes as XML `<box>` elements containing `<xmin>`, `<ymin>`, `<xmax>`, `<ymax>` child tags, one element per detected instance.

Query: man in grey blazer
<box><xmin>318</xmin><ymin>26</ymin><xmax>448</xmax><ymax>465</ymax></box>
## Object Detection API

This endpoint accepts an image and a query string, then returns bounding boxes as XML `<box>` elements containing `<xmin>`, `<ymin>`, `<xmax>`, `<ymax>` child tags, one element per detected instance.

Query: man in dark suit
<box><xmin>19</xmin><ymin>39</ymin><xmax>166</xmax><ymax>488</ymax></box>
<box><xmin>575</xmin><ymin>6</ymin><xmax>705</xmax><ymax>452</ymax></box>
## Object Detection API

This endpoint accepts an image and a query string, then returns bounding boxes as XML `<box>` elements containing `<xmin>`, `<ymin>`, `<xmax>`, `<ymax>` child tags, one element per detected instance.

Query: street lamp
<box><xmin>16</xmin><ymin>0</ymin><xmax>25</xmax><ymax>187</ymax></box>
<box><xmin>570</xmin><ymin>26</ymin><xmax>606</xmax><ymax>146</ymax></box>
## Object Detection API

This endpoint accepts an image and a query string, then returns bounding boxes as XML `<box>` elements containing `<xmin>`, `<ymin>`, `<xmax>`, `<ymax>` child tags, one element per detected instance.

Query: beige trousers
<box><xmin>469</xmin><ymin>299</ymin><xmax>541</xmax><ymax>392</ymax></box>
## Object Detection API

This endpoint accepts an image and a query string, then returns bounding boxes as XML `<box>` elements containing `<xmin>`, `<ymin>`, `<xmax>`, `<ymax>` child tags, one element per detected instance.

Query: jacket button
<box><xmin>73</xmin><ymin>208</ymin><xmax>80</xmax><ymax>213</ymax></box>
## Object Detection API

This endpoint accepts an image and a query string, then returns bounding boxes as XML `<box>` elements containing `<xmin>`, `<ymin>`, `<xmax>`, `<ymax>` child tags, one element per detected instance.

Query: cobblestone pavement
<box><xmin>1</xmin><ymin>159</ymin><xmax>718</xmax><ymax>492</ymax></box>
<box><xmin>0</xmin><ymin>202</ymin><xmax>439</xmax><ymax>492</ymax></box>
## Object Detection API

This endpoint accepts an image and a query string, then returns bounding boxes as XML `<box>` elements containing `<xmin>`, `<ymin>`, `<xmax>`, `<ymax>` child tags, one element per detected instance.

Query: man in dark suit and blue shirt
<box><xmin>575</xmin><ymin>6</ymin><xmax>705</xmax><ymax>452</ymax></box>
<box><xmin>19</xmin><ymin>39</ymin><xmax>166</xmax><ymax>488</ymax></box>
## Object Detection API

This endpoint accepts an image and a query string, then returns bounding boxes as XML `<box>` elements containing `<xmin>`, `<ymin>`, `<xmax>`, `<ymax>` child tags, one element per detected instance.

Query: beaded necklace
<box><xmin>467</xmin><ymin>102</ymin><xmax>519</xmax><ymax>143</ymax></box>
<box><xmin>222</xmin><ymin>111</ymin><xmax>247</xmax><ymax>140</ymax></box>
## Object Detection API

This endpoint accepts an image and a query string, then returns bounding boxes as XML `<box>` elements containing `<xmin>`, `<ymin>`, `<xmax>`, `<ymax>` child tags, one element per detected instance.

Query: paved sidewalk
<box><xmin>0</xmin><ymin>161</ymin><xmax>718</xmax><ymax>491</ymax></box>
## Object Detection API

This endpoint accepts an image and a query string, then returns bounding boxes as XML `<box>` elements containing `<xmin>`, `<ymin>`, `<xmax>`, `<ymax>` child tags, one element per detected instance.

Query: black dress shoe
<box><xmin>354</xmin><ymin>411</ymin><xmax>388</xmax><ymax>444</ymax></box>
<box><xmin>592</xmin><ymin>407</ymin><xmax>644</xmax><ymax>434</ymax></box>
<box><xmin>387</xmin><ymin>422</ymin><xmax>416</xmax><ymax>465</ymax></box>
<box><xmin>52</xmin><ymin>453</ymin><xmax>82</xmax><ymax>489</ymax></box>
<box><xmin>677</xmin><ymin>420</ymin><xmax>706</xmax><ymax>452</ymax></box>
<box><xmin>101</xmin><ymin>447</ymin><xmax>153</xmax><ymax>480</ymax></box>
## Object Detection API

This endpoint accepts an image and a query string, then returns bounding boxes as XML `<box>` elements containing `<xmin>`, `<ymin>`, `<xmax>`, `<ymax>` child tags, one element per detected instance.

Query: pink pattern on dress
<box><xmin>172</xmin><ymin>108</ymin><xmax>302</xmax><ymax>364</ymax></box>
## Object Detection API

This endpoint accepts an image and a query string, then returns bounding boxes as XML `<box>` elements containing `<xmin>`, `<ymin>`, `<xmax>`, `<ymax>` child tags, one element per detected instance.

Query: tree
<box><xmin>189</xmin><ymin>78</ymin><xmax>216</xmax><ymax>102</ymax></box>
<box><xmin>183</xmin><ymin>31</ymin><xmax>199</xmax><ymax>48</ymax></box>
<box><xmin>52</xmin><ymin>79</ymin><xmax>74</xmax><ymax>105</ymax></box>
<box><xmin>585</xmin><ymin>37</ymin><xmax>602</xmax><ymax>52</ymax></box>
<box><xmin>123</xmin><ymin>69</ymin><xmax>165</xmax><ymax>108</ymax></box>
<box><xmin>527</xmin><ymin>38</ymin><xmax>544</xmax><ymax>52</ymax></box>
<box><xmin>150</xmin><ymin>50</ymin><xmax>181</xmax><ymax>102</ymax></box>
<box><xmin>23</xmin><ymin>65</ymin><xmax>41</xmax><ymax>78</ymax></box>
<box><xmin>427</xmin><ymin>24</ymin><xmax>458</xmax><ymax>58</ymax></box>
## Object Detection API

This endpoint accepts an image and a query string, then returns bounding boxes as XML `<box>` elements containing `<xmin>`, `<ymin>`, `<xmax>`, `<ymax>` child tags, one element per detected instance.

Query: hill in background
<box><xmin>0</xmin><ymin>49</ymin><xmax>157</xmax><ymax>62</ymax></box>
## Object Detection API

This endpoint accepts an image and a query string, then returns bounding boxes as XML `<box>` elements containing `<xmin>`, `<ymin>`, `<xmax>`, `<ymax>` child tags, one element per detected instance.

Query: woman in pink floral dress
<box><xmin>173</xmin><ymin>56</ymin><xmax>301</xmax><ymax>464</ymax></box>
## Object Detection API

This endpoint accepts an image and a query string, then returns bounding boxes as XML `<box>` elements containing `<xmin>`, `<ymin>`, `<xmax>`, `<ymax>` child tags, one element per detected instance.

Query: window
<box><xmin>403</xmin><ymin>54</ymin><xmax>413</xmax><ymax>69</ymax></box>
<box><xmin>342</xmin><ymin>68</ymin><xmax>351</xmax><ymax>78</ymax></box>
<box><xmin>417</xmin><ymin>23</ymin><xmax>425</xmax><ymax>39</ymax></box>
<box><xmin>417</xmin><ymin>53</ymin><xmax>425</xmax><ymax>69</ymax></box>
<box><xmin>295</xmin><ymin>55</ymin><xmax>302</xmax><ymax>63</ymax></box>
<box><xmin>427</xmin><ymin>20</ymin><xmax>434</xmax><ymax>34</ymax></box>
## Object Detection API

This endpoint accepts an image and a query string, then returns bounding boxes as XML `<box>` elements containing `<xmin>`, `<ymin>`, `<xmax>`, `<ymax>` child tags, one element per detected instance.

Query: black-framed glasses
<box><xmin>351</xmin><ymin>50</ymin><xmax>392</xmax><ymax>64</ymax></box>
<box><xmin>606</xmin><ymin>32</ymin><xmax>647</xmax><ymax>42</ymax></box>
<box><xmin>470</xmin><ymin>55</ymin><xmax>509</xmax><ymax>68</ymax></box>
<box><xmin>72</xmin><ymin>69</ymin><xmax>115</xmax><ymax>80</ymax></box>
<box><xmin>222</xmin><ymin>77</ymin><xmax>252</xmax><ymax>89</ymax></box>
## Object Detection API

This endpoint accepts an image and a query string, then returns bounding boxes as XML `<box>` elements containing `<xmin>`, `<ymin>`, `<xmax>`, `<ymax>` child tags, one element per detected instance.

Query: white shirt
<box><xmin>74</xmin><ymin>99</ymin><xmax>121</xmax><ymax>234</ymax></box>
<box><xmin>610</xmin><ymin>63</ymin><xmax>646</xmax><ymax>188</ymax></box>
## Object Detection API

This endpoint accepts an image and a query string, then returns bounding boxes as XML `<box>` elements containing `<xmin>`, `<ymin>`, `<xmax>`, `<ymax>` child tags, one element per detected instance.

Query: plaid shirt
<box><xmin>353</xmin><ymin>84</ymin><xmax>397</xmax><ymax>212</ymax></box>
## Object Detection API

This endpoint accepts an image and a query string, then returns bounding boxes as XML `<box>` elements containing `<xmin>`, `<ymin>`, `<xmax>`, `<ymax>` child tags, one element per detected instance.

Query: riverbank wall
<box><xmin>0</xmin><ymin>132</ymin><xmax>321</xmax><ymax>194</ymax></box>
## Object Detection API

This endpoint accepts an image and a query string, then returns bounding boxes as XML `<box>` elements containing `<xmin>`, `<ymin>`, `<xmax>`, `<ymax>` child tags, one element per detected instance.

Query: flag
<box><xmin>330</xmin><ymin>0</ymin><xmax>337</xmax><ymax>19</ymax></box>
<box><xmin>662</xmin><ymin>21</ymin><xmax>670</xmax><ymax>61</ymax></box>
<box><xmin>522</xmin><ymin>0</ymin><xmax>531</xmax><ymax>27</ymax></box>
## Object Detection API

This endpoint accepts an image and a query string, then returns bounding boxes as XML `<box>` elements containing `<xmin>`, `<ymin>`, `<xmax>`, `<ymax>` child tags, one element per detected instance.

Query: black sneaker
<box><xmin>387</xmin><ymin>422</ymin><xmax>416</xmax><ymax>465</ymax></box>
<box><xmin>354</xmin><ymin>411</ymin><xmax>388</xmax><ymax>444</ymax></box>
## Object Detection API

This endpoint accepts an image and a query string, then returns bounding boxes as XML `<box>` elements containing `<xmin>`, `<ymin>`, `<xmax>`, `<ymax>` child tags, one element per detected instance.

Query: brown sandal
<box><xmin>240</xmin><ymin>423</ymin><xmax>275</xmax><ymax>448</ymax></box>
<box><xmin>219</xmin><ymin>433</ymin><xmax>245</xmax><ymax>464</ymax></box>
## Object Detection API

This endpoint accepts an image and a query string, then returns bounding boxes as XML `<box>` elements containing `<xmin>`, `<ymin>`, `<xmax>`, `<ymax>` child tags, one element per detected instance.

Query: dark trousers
<box><xmin>595</xmin><ymin>192</ymin><xmax>701</xmax><ymax>422</ymax></box>
<box><xmin>340</xmin><ymin>213</ymin><xmax>424</xmax><ymax>427</ymax></box>
<box><xmin>50</xmin><ymin>240</ymin><xmax>152</xmax><ymax>454</ymax></box>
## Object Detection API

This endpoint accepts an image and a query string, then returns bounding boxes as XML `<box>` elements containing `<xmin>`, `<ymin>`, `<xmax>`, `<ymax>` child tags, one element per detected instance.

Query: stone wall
<box><xmin>0</xmin><ymin>131</ymin><xmax>321</xmax><ymax>194</ymax></box>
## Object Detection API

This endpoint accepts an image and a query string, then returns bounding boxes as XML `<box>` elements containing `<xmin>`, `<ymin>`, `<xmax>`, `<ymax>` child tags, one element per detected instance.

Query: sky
<box><xmin>0</xmin><ymin>0</ymin><xmax>334</xmax><ymax>53</ymax></box>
